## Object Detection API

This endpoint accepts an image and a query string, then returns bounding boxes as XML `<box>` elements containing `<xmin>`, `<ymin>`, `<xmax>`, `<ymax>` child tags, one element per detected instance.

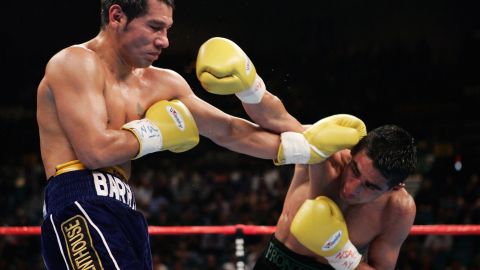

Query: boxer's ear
<box><xmin>108</xmin><ymin>4</ymin><xmax>125</xmax><ymax>26</ymax></box>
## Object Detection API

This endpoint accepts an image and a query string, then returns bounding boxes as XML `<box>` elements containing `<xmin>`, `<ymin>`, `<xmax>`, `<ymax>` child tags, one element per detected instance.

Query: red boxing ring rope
<box><xmin>1</xmin><ymin>225</ymin><xmax>480</xmax><ymax>236</ymax></box>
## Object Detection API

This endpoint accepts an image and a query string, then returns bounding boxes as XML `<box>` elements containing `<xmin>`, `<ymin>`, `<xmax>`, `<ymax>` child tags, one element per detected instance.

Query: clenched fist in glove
<box><xmin>122</xmin><ymin>100</ymin><xmax>199</xmax><ymax>159</ymax></box>
<box><xmin>291</xmin><ymin>196</ymin><xmax>362</xmax><ymax>270</ymax></box>
<box><xmin>196</xmin><ymin>37</ymin><xmax>266</xmax><ymax>104</ymax></box>
<box><xmin>275</xmin><ymin>114</ymin><xmax>367</xmax><ymax>165</ymax></box>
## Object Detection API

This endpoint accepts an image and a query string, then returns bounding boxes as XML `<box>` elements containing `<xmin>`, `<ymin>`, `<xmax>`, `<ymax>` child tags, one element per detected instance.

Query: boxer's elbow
<box><xmin>76</xmin><ymin>149</ymin><xmax>105</xmax><ymax>169</ymax></box>
<box><xmin>74</xmin><ymin>136</ymin><xmax>116</xmax><ymax>169</ymax></box>
<box><xmin>207</xmin><ymin>117</ymin><xmax>250</xmax><ymax>148</ymax></box>
<box><xmin>207</xmin><ymin>127</ymin><xmax>235</xmax><ymax>148</ymax></box>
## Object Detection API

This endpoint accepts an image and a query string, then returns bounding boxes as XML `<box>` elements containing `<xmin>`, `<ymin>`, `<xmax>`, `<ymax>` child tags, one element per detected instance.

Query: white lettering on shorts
<box><xmin>93</xmin><ymin>172</ymin><xmax>136</xmax><ymax>209</ymax></box>
<box><xmin>264</xmin><ymin>241</ymin><xmax>317</xmax><ymax>270</ymax></box>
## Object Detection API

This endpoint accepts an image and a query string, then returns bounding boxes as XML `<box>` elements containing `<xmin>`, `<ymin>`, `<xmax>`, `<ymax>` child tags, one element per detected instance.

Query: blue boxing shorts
<box><xmin>41</xmin><ymin>163</ymin><xmax>152</xmax><ymax>270</ymax></box>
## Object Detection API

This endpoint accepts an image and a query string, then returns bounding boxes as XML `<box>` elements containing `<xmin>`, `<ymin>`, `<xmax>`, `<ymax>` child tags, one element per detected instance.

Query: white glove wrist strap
<box><xmin>280</xmin><ymin>132</ymin><xmax>311</xmax><ymax>164</ymax></box>
<box><xmin>235</xmin><ymin>75</ymin><xmax>266</xmax><ymax>104</ymax></box>
<box><xmin>325</xmin><ymin>240</ymin><xmax>362</xmax><ymax>270</ymax></box>
<box><xmin>122</xmin><ymin>119</ymin><xmax>163</xmax><ymax>159</ymax></box>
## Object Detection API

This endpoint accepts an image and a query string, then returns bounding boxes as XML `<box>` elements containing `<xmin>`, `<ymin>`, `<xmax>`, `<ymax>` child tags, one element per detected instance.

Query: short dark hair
<box><xmin>100</xmin><ymin>0</ymin><xmax>175</xmax><ymax>28</ymax></box>
<box><xmin>350</xmin><ymin>124</ymin><xmax>417</xmax><ymax>188</ymax></box>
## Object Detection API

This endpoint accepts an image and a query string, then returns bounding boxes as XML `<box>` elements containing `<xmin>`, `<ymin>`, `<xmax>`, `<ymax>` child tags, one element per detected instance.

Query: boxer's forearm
<box><xmin>242</xmin><ymin>91</ymin><xmax>304</xmax><ymax>134</ymax></box>
<box><xmin>196</xmin><ymin>37</ymin><xmax>303</xmax><ymax>134</ymax></box>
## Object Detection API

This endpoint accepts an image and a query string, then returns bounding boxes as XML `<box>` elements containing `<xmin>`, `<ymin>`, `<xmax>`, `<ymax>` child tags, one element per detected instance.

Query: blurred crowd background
<box><xmin>1</xmin><ymin>0</ymin><xmax>480</xmax><ymax>269</ymax></box>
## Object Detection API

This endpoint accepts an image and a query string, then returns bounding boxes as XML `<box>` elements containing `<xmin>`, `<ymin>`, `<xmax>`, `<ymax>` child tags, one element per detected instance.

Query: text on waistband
<box><xmin>93</xmin><ymin>172</ymin><xmax>136</xmax><ymax>210</ymax></box>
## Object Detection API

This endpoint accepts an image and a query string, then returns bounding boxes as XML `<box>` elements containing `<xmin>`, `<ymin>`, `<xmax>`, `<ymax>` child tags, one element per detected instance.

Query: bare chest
<box><xmin>344</xmin><ymin>203</ymin><xmax>384</xmax><ymax>250</ymax></box>
<box><xmin>103</xmin><ymin>79</ymin><xmax>153</xmax><ymax>129</ymax></box>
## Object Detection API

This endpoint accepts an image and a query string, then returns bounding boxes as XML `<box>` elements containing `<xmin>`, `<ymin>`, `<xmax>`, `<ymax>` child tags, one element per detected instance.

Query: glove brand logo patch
<box><xmin>245</xmin><ymin>58</ymin><xmax>252</xmax><ymax>75</ymax></box>
<box><xmin>322</xmin><ymin>230</ymin><xmax>342</xmax><ymax>251</ymax></box>
<box><xmin>166</xmin><ymin>106</ymin><xmax>185</xmax><ymax>131</ymax></box>
<box><xmin>61</xmin><ymin>215</ymin><xmax>104</xmax><ymax>270</ymax></box>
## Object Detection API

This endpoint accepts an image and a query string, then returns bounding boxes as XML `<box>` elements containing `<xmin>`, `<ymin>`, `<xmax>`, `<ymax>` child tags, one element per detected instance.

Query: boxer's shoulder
<box><xmin>385</xmin><ymin>188</ymin><xmax>416</xmax><ymax>218</ymax></box>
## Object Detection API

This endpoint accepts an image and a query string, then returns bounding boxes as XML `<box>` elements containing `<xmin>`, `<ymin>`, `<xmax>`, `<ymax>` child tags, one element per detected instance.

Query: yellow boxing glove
<box><xmin>122</xmin><ymin>100</ymin><xmax>199</xmax><ymax>159</ymax></box>
<box><xmin>275</xmin><ymin>114</ymin><xmax>366</xmax><ymax>165</ymax></box>
<box><xmin>196</xmin><ymin>37</ymin><xmax>266</xmax><ymax>104</ymax></box>
<box><xmin>291</xmin><ymin>196</ymin><xmax>362</xmax><ymax>270</ymax></box>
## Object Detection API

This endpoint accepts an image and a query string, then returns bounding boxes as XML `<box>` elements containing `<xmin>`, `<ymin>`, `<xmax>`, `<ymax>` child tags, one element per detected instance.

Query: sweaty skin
<box><xmin>275</xmin><ymin>150</ymin><xmax>416</xmax><ymax>270</ymax></box>
<box><xmin>37</xmin><ymin>0</ymin><xmax>281</xmax><ymax>179</ymax></box>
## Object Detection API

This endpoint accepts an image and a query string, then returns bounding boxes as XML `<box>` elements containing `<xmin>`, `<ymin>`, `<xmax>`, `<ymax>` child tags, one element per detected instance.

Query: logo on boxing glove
<box><xmin>166</xmin><ymin>106</ymin><xmax>185</xmax><ymax>131</ymax></box>
<box><xmin>322</xmin><ymin>230</ymin><xmax>342</xmax><ymax>251</ymax></box>
<box><xmin>244</xmin><ymin>53</ymin><xmax>252</xmax><ymax>75</ymax></box>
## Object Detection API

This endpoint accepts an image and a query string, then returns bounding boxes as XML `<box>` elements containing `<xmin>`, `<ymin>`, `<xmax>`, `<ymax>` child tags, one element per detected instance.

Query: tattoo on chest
<box><xmin>136</xmin><ymin>102</ymin><xmax>145</xmax><ymax>117</ymax></box>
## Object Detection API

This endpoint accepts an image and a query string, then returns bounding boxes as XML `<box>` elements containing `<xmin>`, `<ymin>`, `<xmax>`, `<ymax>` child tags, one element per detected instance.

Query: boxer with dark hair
<box><xmin>197</xmin><ymin>37</ymin><xmax>417</xmax><ymax>270</ymax></box>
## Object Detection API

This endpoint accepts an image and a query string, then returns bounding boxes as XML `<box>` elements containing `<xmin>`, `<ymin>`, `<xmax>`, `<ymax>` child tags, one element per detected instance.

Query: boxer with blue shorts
<box><xmin>41</xmin><ymin>161</ymin><xmax>151</xmax><ymax>270</ymax></box>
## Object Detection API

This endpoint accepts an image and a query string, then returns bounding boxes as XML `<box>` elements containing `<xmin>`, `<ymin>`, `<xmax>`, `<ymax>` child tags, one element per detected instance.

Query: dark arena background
<box><xmin>1</xmin><ymin>0</ymin><xmax>480</xmax><ymax>269</ymax></box>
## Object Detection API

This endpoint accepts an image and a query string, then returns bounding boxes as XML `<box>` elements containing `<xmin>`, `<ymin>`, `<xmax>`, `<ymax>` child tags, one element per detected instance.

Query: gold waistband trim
<box><xmin>54</xmin><ymin>160</ymin><xmax>128</xmax><ymax>181</ymax></box>
<box><xmin>55</xmin><ymin>160</ymin><xmax>86</xmax><ymax>175</ymax></box>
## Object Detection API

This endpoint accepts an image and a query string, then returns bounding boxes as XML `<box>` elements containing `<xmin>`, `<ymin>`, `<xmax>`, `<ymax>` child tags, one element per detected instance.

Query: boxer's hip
<box><xmin>41</xmin><ymin>161</ymin><xmax>152</xmax><ymax>269</ymax></box>
<box><xmin>254</xmin><ymin>234</ymin><xmax>334</xmax><ymax>270</ymax></box>
<box><xmin>44</xmin><ymin>160</ymin><xmax>136</xmax><ymax>217</ymax></box>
